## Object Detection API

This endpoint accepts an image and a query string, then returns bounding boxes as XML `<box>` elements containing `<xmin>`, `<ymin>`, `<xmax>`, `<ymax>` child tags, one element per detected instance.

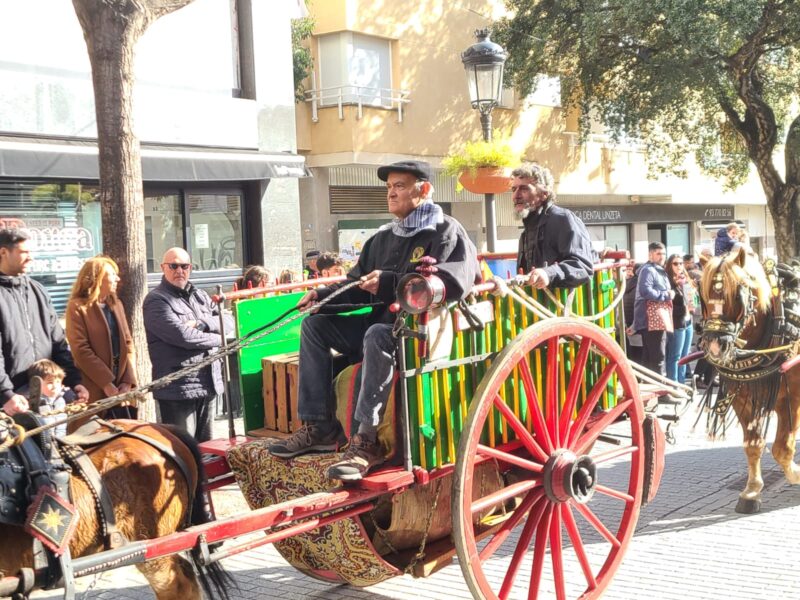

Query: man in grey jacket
<box><xmin>143</xmin><ymin>247</ymin><xmax>233</xmax><ymax>442</ymax></box>
<box><xmin>0</xmin><ymin>228</ymin><xmax>89</xmax><ymax>416</ymax></box>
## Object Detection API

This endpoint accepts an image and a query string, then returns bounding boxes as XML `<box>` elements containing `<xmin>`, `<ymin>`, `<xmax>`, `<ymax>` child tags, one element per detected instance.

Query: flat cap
<box><xmin>377</xmin><ymin>160</ymin><xmax>431</xmax><ymax>182</ymax></box>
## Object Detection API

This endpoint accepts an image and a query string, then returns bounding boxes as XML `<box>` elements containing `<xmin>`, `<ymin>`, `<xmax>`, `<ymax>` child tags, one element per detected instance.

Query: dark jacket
<box><xmin>316</xmin><ymin>213</ymin><xmax>480</xmax><ymax>324</ymax></box>
<box><xmin>517</xmin><ymin>202</ymin><xmax>595</xmax><ymax>288</ymax></box>
<box><xmin>143</xmin><ymin>278</ymin><xmax>234</xmax><ymax>402</ymax></box>
<box><xmin>623</xmin><ymin>269</ymin><xmax>639</xmax><ymax>328</ymax></box>
<box><xmin>633</xmin><ymin>262</ymin><xmax>672</xmax><ymax>333</ymax></box>
<box><xmin>0</xmin><ymin>274</ymin><xmax>81</xmax><ymax>402</ymax></box>
<box><xmin>670</xmin><ymin>277</ymin><xmax>692</xmax><ymax>328</ymax></box>
<box><xmin>715</xmin><ymin>227</ymin><xmax>736</xmax><ymax>256</ymax></box>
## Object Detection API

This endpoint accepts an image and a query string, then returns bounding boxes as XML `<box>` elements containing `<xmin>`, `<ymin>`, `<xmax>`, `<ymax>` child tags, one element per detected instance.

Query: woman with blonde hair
<box><xmin>65</xmin><ymin>255</ymin><xmax>137</xmax><ymax>419</ymax></box>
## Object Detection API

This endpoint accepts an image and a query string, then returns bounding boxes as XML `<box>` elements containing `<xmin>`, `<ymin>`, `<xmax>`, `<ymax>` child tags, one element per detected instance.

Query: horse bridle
<box><xmin>701</xmin><ymin>260</ymin><xmax>790</xmax><ymax>381</ymax></box>
<box><xmin>702</xmin><ymin>269</ymin><xmax>757</xmax><ymax>354</ymax></box>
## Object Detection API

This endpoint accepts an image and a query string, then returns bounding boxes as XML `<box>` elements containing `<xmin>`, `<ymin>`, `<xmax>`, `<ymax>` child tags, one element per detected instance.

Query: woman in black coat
<box><xmin>623</xmin><ymin>263</ymin><xmax>642</xmax><ymax>364</ymax></box>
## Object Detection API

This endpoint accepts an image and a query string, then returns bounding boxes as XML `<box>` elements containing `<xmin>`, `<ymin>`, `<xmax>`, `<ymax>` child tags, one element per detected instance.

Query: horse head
<box><xmin>699</xmin><ymin>246</ymin><xmax>771</xmax><ymax>367</ymax></box>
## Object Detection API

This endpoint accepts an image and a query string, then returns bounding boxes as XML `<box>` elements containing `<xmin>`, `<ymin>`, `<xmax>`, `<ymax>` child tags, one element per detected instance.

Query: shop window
<box><xmin>186</xmin><ymin>193</ymin><xmax>243</xmax><ymax>270</ymax></box>
<box><xmin>586</xmin><ymin>224</ymin><xmax>630</xmax><ymax>254</ymax></box>
<box><xmin>318</xmin><ymin>32</ymin><xmax>393</xmax><ymax>108</ymax></box>
<box><xmin>144</xmin><ymin>194</ymin><xmax>183</xmax><ymax>272</ymax></box>
<box><xmin>144</xmin><ymin>189</ymin><xmax>244</xmax><ymax>274</ymax></box>
<box><xmin>0</xmin><ymin>181</ymin><xmax>102</xmax><ymax>312</ymax></box>
<box><xmin>666</xmin><ymin>223</ymin><xmax>689</xmax><ymax>257</ymax></box>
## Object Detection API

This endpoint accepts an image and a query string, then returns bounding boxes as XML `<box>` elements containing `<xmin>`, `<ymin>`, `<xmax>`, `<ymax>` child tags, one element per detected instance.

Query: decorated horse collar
<box><xmin>702</xmin><ymin>259</ymin><xmax>795</xmax><ymax>382</ymax></box>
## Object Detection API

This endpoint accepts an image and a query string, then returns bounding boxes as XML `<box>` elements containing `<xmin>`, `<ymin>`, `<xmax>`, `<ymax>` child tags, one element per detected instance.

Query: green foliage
<box><xmin>291</xmin><ymin>10</ymin><xmax>315</xmax><ymax>103</ymax></box>
<box><xmin>442</xmin><ymin>136</ymin><xmax>520</xmax><ymax>176</ymax></box>
<box><xmin>493</xmin><ymin>0</ymin><xmax>800</xmax><ymax>190</ymax></box>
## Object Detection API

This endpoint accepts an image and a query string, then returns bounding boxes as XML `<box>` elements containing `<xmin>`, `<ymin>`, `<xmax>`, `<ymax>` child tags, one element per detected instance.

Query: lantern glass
<box><xmin>465</xmin><ymin>62</ymin><xmax>504</xmax><ymax>109</ymax></box>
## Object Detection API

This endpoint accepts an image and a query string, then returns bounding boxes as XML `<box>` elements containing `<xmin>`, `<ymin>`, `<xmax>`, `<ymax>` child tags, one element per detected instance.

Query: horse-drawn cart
<box><xmin>0</xmin><ymin>254</ymin><xmax>690</xmax><ymax>600</ymax></box>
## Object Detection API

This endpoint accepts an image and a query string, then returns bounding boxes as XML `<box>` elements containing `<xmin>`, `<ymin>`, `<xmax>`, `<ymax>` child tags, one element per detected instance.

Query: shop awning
<box><xmin>0</xmin><ymin>136</ymin><xmax>311</xmax><ymax>181</ymax></box>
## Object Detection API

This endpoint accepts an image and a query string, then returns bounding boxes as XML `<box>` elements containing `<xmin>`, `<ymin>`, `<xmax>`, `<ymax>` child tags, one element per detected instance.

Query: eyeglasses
<box><xmin>671</xmin><ymin>261</ymin><xmax>681</xmax><ymax>265</ymax></box>
<box><xmin>164</xmin><ymin>263</ymin><xmax>191</xmax><ymax>271</ymax></box>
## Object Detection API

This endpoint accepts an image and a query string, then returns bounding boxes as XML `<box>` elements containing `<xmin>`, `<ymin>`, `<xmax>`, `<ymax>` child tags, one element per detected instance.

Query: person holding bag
<box><xmin>632</xmin><ymin>242</ymin><xmax>674</xmax><ymax>380</ymax></box>
<box><xmin>65</xmin><ymin>256</ymin><xmax>138</xmax><ymax>421</ymax></box>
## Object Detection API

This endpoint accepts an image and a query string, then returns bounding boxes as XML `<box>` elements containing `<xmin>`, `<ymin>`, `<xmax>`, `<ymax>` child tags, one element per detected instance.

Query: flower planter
<box><xmin>458</xmin><ymin>167</ymin><xmax>512</xmax><ymax>194</ymax></box>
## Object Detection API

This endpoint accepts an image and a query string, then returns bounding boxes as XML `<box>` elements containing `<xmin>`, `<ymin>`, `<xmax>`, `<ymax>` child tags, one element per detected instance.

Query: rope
<box><xmin>9</xmin><ymin>281</ymin><xmax>364</xmax><ymax>443</ymax></box>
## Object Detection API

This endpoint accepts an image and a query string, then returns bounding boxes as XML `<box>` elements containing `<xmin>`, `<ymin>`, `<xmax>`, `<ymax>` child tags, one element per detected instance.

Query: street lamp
<box><xmin>461</xmin><ymin>29</ymin><xmax>507</xmax><ymax>252</ymax></box>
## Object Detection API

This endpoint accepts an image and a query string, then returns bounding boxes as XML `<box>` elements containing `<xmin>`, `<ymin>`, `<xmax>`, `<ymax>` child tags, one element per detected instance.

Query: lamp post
<box><xmin>461</xmin><ymin>28</ymin><xmax>507</xmax><ymax>252</ymax></box>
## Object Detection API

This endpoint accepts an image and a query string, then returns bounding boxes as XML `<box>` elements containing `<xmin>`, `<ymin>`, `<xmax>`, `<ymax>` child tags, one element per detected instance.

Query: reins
<box><xmin>1</xmin><ymin>280</ymin><xmax>365</xmax><ymax>447</ymax></box>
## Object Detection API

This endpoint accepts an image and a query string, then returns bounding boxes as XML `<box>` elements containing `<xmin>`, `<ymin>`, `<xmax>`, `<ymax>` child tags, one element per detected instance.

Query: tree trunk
<box><xmin>72</xmin><ymin>0</ymin><xmax>194</xmax><ymax>419</ymax></box>
<box><xmin>769</xmin><ymin>185</ymin><xmax>800</xmax><ymax>261</ymax></box>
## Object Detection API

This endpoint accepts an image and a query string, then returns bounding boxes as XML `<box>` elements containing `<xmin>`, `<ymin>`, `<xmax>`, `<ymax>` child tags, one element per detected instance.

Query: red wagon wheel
<box><xmin>453</xmin><ymin>318</ymin><xmax>644</xmax><ymax>600</ymax></box>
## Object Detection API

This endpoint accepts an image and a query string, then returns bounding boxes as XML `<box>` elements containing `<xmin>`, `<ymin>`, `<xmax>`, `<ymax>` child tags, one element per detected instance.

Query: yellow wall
<box><xmin>299</xmin><ymin>0</ymin><xmax>761</xmax><ymax>204</ymax></box>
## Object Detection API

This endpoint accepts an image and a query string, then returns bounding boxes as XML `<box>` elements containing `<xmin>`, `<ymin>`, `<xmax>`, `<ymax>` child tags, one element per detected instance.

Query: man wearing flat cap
<box><xmin>270</xmin><ymin>160</ymin><xmax>479</xmax><ymax>480</ymax></box>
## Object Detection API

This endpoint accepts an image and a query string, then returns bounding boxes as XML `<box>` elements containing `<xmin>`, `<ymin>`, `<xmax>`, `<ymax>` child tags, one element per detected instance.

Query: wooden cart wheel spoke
<box><xmin>454</xmin><ymin>318</ymin><xmax>644</xmax><ymax>600</ymax></box>
<box><xmin>545</xmin><ymin>336</ymin><xmax>560</xmax><ymax>447</ymax></box>
<box><xmin>591</xmin><ymin>444</ymin><xmax>638</xmax><ymax>464</ymax></box>
<box><xmin>560</xmin><ymin>503</ymin><xmax>598</xmax><ymax>591</ymax></box>
<box><xmin>527</xmin><ymin>504</ymin><xmax>554</xmax><ymax>600</ymax></box>
<box><xmin>558</xmin><ymin>337</ymin><xmax>593</xmax><ymax>444</ymax></box>
<box><xmin>594</xmin><ymin>483</ymin><xmax>635</xmax><ymax>503</ymax></box>
<box><xmin>571</xmin><ymin>501</ymin><xmax>622</xmax><ymax>548</ymax></box>
<box><xmin>477</xmin><ymin>443</ymin><xmax>545</xmax><ymax>474</ymax></box>
<box><xmin>565</xmin><ymin>362</ymin><xmax>618</xmax><ymax>448</ymax></box>
<box><xmin>574</xmin><ymin>398</ymin><xmax>634</xmax><ymax>456</ymax></box>
<box><xmin>479</xmin><ymin>488</ymin><xmax>545</xmax><ymax>562</ymax></box>
<box><xmin>493</xmin><ymin>393</ymin><xmax>549</xmax><ymax>463</ymax></box>
<box><xmin>471</xmin><ymin>478</ymin><xmax>541</xmax><ymax>515</ymax></box>
<box><xmin>549</xmin><ymin>506</ymin><xmax>567</xmax><ymax>600</ymax></box>
<box><xmin>517</xmin><ymin>357</ymin><xmax>554</xmax><ymax>453</ymax></box>
<box><xmin>497</xmin><ymin>496</ymin><xmax>549</xmax><ymax>598</ymax></box>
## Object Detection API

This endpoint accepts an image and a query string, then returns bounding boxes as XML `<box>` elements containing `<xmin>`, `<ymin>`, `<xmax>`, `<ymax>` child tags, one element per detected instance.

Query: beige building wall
<box><xmin>297</xmin><ymin>0</ymin><xmax>765</xmax><ymax>256</ymax></box>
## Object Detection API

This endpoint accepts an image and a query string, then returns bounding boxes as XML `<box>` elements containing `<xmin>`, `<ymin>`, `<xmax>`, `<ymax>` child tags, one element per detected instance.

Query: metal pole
<box><xmin>480</xmin><ymin>110</ymin><xmax>497</xmax><ymax>252</ymax></box>
<box><xmin>216</xmin><ymin>285</ymin><xmax>236</xmax><ymax>440</ymax></box>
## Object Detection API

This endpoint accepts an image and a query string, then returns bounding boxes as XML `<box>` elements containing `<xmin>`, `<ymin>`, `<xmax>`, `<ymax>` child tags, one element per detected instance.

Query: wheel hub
<box><xmin>543</xmin><ymin>449</ymin><xmax>597</xmax><ymax>504</ymax></box>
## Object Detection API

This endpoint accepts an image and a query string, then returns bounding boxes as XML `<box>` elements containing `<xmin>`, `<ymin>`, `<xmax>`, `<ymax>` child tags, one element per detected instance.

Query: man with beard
<box><xmin>512</xmin><ymin>163</ymin><xmax>595</xmax><ymax>289</ymax></box>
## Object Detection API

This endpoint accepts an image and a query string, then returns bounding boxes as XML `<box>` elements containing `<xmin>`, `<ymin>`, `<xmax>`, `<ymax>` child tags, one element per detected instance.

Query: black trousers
<box><xmin>641</xmin><ymin>329</ymin><xmax>667</xmax><ymax>376</ymax></box>
<box><xmin>156</xmin><ymin>395</ymin><xmax>215</xmax><ymax>442</ymax></box>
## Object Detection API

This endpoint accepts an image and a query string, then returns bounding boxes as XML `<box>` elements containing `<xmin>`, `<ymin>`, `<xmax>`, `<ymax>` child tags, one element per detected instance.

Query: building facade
<box><xmin>0</xmin><ymin>0</ymin><xmax>307</xmax><ymax>310</ymax></box>
<box><xmin>296</xmin><ymin>0</ymin><xmax>773</xmax><ymax>264</ymax></box>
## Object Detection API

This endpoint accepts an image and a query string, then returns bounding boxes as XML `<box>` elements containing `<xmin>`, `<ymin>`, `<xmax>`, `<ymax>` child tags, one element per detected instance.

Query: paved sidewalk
<box><xmin>34</xmin><ymin>405</ymin><xmax>800</xmax><ymax>600</ymax></box>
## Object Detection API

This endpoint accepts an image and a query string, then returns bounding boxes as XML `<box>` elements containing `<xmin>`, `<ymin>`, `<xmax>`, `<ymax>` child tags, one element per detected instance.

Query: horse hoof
<box><xmin>735</xmin><ymin>497</ymin><xmax>762</xmax><ymax>514</ymax></box>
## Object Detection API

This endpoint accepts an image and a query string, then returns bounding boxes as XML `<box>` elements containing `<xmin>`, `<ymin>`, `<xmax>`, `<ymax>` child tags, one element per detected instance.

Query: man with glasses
<box><xmin>0</xmin><ymin>227</ymin><xmax>89</xmax><ymax>416</ymax></box>
<box><xmin>143</xmin><ymin>247</ymin><xmax>233</xmax><ymax>441</ymax></box>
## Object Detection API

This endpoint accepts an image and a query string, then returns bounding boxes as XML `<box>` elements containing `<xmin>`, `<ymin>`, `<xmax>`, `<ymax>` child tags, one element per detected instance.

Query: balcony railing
<box><xmin>305</xmin><ymin>85</ymin><xmax>411</xmax><ymax>123</ymax></box>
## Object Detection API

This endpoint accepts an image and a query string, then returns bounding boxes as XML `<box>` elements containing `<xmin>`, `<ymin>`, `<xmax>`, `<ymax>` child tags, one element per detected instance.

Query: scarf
<box><xmin>388</xmin><ymin>201</ymin><xmax>444</xmax><ymax>238</ymax></box>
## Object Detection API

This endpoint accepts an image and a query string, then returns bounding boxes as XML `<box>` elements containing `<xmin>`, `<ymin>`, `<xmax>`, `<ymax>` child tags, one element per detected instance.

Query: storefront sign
<box><xmin>1</xmin><ymin>217</ymin><xmax>97</xmax><ymax>275</ymax></box>
<box><xmin>564</xmin><ymin>204</ymin><xmax>734</xmax><ymax>224</ymax></box>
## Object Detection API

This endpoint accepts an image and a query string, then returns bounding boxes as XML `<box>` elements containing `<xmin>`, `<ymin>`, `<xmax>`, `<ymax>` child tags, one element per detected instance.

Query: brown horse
<box><xmin>699</xmin><ymin>247</ymin><xmax>800</xmax><ymax>513</ymax></box>
<box><xmin>0</xmin><ymin>419</ymin><xmax>230</xmax><ymax>599</ymax></box>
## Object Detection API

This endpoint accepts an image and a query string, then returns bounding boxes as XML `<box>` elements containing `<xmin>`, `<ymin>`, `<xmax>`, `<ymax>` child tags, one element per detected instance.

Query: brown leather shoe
<box><xmin>326</xmin><ymin>434</ymin><xmax>385</xmax><ymax>481</ymax></box>
<box><xmin>268</xmin><ymin>422</ymin><xmax>345</xmax><ymax>458</ymax></box>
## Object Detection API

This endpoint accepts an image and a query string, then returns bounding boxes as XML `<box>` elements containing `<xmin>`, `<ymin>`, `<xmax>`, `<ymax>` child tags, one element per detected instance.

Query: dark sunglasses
<box><xmin>165</xmin><ymin>263</ymin><xmax>191</xmax><ymax>271</ymax></box>
<box><xmin>670</xmin><ymin>261</ymin><xmax>682</xmax><ymax>265</ymax></box>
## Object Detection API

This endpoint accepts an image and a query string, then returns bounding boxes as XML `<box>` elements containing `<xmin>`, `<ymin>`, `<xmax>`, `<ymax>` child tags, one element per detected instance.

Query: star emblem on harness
<box><xmin>37</xmin><ymin>504</ymin><xmax>67</xmax><ymax>534</ymax></box>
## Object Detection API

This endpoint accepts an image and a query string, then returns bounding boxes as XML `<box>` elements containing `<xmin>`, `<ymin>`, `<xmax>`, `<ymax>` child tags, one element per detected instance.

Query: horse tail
<box><xmin>158</xmin><ymin>424</ymin><xmax>237</xmax><ymax>600</ymax></box>
<box><xmin>191</xmin><ymin>552</ymin><xmax>236</xmax><ymax>600</ymax></box>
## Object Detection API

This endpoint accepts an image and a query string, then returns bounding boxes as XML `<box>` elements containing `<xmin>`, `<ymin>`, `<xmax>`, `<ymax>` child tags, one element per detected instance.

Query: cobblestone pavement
<box><xmin>33</xmin><ymin>401</ymin><xmax>800</xmax><ymax>600</ymax></box>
